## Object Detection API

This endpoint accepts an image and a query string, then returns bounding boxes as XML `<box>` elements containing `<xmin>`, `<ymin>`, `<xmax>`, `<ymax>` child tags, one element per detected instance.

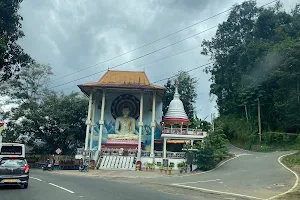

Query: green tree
<box><xmin>1</xmin><ymin>62</ymin><xmax>88</xmax><ymax>155</ymax></box>
<box><xmin>2</xmin><ymin>92</ymin><xmax>88</xmax><ymax>155</ymax></box>
<box><xmin>190</xmin><ymin>115</ymin><xmax>211</xmax><ymax>131</ymax></box>
<box><xmin>201</xmin><ymin>0</ymin><xmax>300</xmax><ymax>136</ymax></box>
<box><xmin>0</xmin><ymin>0</ymin><xmax>32</xmax><ymax>81</ymax></box>
<box><xmin>163</xmin><ymin>71</ymin><xmax>198</xmax><ymax>120</ymax></box>
<box><xmin>1</xmin><ymin>63</ymin><xmax>52</xmax><ymax>104</ymax></box>
<box><xmin>184</xmin><ymin>127</ymin><xmax>229</xmax><ymax>171</ymax></box>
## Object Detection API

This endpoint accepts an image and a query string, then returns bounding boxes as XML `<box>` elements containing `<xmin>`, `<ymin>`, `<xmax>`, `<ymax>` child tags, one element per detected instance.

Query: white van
<box><xmin>0</xmin><ymin>143</ymin><xmax>25</xmax><ymax>158</ymax></box>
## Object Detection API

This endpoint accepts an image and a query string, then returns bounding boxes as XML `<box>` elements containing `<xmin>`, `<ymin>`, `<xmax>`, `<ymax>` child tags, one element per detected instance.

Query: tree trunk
<box><xmin>244</xmin><ymin>105</ymin><xmax>249</xmax><ymax>122</ymax></box>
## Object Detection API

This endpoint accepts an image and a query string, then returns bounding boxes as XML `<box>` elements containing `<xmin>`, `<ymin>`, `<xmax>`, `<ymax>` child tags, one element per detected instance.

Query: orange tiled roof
<box><xmin>99</xmin><ymin>70</ymin><xmax>150</xmax><ymax>85</ymax></box>
<box><xmin>78</xmin><ymin>70</ymin><xmax>165</xmax><ymax>91</ymax></box>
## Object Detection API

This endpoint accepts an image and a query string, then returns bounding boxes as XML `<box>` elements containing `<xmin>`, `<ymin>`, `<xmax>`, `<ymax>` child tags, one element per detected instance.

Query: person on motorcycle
<box><xmin>43</xmin><ymin>159</ymin><xmax>50</xmax><ymax>171</ymax></box>
<box><xmin>79</xmin><ymin>158</ymin><xmax>83</xmax><ymax>168</ymax></box>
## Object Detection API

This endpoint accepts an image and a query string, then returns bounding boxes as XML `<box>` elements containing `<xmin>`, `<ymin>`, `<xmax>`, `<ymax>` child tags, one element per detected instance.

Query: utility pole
<box><xmin>257</xmin><ymin>98</ymin><xmax>262</xmax><ymax>145</ymax></box>
<box><xmin>0</xmin><ymin>121</ymin><xmax>4</xmax><ymax>144</ymax></box>
<box><xmin>211</xmin><ymin>113</ymin><xmax>215</xmax><ymax>132</ymax></box>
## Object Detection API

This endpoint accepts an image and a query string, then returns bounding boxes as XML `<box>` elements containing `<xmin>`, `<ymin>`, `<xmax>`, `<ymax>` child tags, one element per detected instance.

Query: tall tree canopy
<box><xmin>163</xmin><ymin>71</ymin><xmax>198</xmax><ymax>120</ymax></box>
<box><xmin>1</xmin><ymin>63</ymin><xmax>88</xmax><ymax>155</ymax></box>
<box><xmin>202</xmin><ymin>1</ymin><xmax>300</xmax><ymax>133</ymax></box>
<box><xmin>0</xmin><ymin>0</ymin><xmax>32</xmax><ymax>81</ymax></box>
<box><xmin>0</xmin><ymin>63</ymin><xmax>52</xmax><ymax>104</ymax></box>
<box><xmin>2</xmin><ymin>92</ymin><xmax>88</xmax><ymax>155</ymax></box>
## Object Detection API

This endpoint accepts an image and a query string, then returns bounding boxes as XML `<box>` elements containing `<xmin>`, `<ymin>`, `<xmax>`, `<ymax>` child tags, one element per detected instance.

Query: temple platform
<box><xmin>101</xmin><ymin>139</ymin><xmax>144</xmax><ymax>150</ymax></box>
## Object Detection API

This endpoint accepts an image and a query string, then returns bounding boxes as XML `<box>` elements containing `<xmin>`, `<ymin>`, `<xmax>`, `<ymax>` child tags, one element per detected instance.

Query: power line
<box><xmin>57</xmin><ymin>44</ymin><xmax>202</xmax><ymax>92</ymax></box>
<box><xmin>57</xmin><ymin>62</ymin><xmax>212</xmax><ymax>93</ymax></box>
<box><xmin>51</xmin><ymin>0</ymin><xmax>276</xmax><ymax>82</ymax></box>
<box><xmin>152</xmin><ymin>62</ymin><xmax>213</xmax><ymax>84</ymax></box>
<box><xmin>50</xmin><ymin>0</ymin><xmax>277</xmax><ymax>89</ymax></box>
<box><xmin>50</xmin><ymin>6</ymin><xmax>236</xmax><ymax>82</ymax></box>
<box><xmin>50</xmin><ymin>26</ymin><xmax>217</xmax><ymax>89</ymax></box>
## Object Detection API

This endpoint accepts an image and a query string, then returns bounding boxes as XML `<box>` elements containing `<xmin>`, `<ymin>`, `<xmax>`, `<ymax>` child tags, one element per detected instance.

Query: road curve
<box><xmin>142</xmin><ymin>145</ymin><xmax>297</xmax><ymax>199</ymax></box>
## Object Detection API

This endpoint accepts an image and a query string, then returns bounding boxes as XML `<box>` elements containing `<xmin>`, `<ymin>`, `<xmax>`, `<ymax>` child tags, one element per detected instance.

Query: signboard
<box><xmin>55</xmin><ymin>148</ymin><xmax>62</xmax><ymax>154</ymax></box>
<box><xmin>163</xmin><ymin>159</ymin><xmax>169</xmax><ymax>167</ymax></box>
<box><xmin>0</xmin><ymin>121</ymin><xmax>4</xmax><ymax>134</ymax></box>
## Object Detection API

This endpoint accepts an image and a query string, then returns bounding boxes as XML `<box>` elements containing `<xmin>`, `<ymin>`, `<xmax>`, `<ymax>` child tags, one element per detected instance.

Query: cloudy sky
<box><xmin>17</xmin><ymin>0</ymin><xmax>298</xmax><ymax>121</ymax></box>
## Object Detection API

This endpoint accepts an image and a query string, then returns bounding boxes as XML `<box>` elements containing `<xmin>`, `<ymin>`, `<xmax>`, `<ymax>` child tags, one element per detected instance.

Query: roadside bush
<box><xmin>215</xmin><ymin>115</ymin><xmax>255</xmax><ymax>144</ymax></box>
<box><xmin>193</xmin><ymin>127</ymin><xmax>229</xmax><ymax>171</ymax></box>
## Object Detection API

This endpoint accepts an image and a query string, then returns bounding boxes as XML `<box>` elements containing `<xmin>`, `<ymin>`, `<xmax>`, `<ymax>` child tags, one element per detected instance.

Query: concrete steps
<box><xmin>99</xmin><ymin>156</ymin><xmax>135</xmax><ymax>170</ymax></box>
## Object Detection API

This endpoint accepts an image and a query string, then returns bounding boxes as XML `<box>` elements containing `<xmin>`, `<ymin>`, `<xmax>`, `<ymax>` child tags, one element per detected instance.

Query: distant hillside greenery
<box><xmin>201</xmin><ymin>1</ymin><xmax>300</xmax><ymax>149</ymax></box>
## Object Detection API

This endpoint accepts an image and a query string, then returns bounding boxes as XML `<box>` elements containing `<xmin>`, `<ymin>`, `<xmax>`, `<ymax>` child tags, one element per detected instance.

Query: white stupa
<box><xmin>164</xmin><ymin>85</ymin><xmax>190</xmax><ymax>125</ymax></box>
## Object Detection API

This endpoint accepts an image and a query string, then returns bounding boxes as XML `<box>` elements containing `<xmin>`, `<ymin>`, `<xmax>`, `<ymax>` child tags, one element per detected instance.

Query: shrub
<box><xmin>192</xmin><ymin>127</ymin><xmax>229</xmax><ymax>171</ymax></box>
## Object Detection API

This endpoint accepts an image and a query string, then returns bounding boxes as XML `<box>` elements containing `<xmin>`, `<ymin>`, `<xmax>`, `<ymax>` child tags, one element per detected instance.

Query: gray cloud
<box><xmin>17</xmin><ymin>0</ymin><xmax>299</xmax><ymax>120</ymax></box>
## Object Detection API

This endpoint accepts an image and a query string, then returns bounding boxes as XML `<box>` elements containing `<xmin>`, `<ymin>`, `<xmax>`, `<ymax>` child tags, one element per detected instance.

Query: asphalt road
<box><xmin>1</xmin><ymin>145</ymin><xmax>296</xmax><ymax>200</ymax></box>
<box><xmin>0</xmin><ymin>170</ymin><xmax>221</xmax><ymax>200</ymax></box>
<box><xmin>140</xmin><ymin>145</ymin><xmax>297</xmax><ymax>199</ymax></box>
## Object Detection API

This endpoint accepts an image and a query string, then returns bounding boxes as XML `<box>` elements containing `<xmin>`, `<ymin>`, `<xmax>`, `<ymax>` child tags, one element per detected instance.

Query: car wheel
<box><xmin>23</xmin><ymin>183</ymin><xmax>28</xmax><ymax>189</ymax></box>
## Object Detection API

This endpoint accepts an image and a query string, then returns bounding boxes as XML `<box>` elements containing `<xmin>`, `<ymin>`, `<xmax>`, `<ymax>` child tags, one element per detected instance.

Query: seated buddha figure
<box><xmin>107</xmin><ymin>107</ymin><xmax>138</xmax><ymax>140</ymax></box>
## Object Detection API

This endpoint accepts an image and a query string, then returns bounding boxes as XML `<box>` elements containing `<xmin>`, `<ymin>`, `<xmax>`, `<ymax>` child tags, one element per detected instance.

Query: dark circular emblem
<box><xmin>111</xmin><ymin>94</ymin><xmax>140</xmax><ymax>120</ymax></box>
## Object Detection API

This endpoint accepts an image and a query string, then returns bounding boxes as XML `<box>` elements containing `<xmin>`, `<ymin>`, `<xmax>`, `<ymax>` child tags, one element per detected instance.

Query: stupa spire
<box><xmin>163</xmin><ymin>79</ymin><xmax>190</xmax><ymax>125</ymax></box>
<box><xmin>174</xmin><ymin>80</ymin><xmax>180</xmax><ymax>99</ymax></box>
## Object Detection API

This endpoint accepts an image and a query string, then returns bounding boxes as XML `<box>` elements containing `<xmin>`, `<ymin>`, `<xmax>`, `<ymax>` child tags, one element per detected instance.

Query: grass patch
<box><xmin>276</xmin><ymin>152</ymin><xmax>300</xmax><ymax>200</ymax></box>
<box><xmin>230</xmin><ymin>140</ymin><xmax>300</xmax><ymax>152</ymax></box>
<box><xmin>282</xmin><ymin>152</ymin><xmax>300</xmax><ymax>170</ymax></box>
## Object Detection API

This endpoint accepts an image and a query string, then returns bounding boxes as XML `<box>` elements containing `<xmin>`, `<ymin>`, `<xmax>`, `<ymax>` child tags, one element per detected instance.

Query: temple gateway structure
<box><xmin>77</xmin><ymin>70</ymin><xmax>207</xmax><ymax>170</ymax></box>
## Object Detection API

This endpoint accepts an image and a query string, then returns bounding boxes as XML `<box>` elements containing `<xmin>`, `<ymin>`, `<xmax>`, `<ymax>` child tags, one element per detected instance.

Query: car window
<box><xmin>0</xmin><ymin>159</ymin><xmax>26</xmax><ymax>167</ymax></box>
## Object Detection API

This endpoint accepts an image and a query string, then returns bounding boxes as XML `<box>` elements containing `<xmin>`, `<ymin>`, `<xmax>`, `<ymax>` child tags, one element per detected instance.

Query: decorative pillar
<box><xmin>150</xmin><ymin>92</ymin><xmax>156</xmax><ymax>158</ymax></box>
<box><xmin>137</xmin><ymin>92</ymin><xmax>144</xmax><ymax>160</ymax></box>
<box><xmin>89</xmin><ymin>96</ymin><xmax>97</xmax><ymax>150</ymax></box>
<box><xmin>163</xmin><ymin>137</ymin><xmax>167</xmax><ymax>159</ymax></box>
<box><xmin>180</xmin><ymin>122</ymin><xmax>183</xmax><ymax>134</ymax></box>
<box><xmin>84</xmin><ymin>92</ymin><xmax>93</xmax><ymax>150</ymax></box>
<box><xmin>98</xmin><ymin>90</ymin><xmax>106</xmax><ymax>152</ymax></box>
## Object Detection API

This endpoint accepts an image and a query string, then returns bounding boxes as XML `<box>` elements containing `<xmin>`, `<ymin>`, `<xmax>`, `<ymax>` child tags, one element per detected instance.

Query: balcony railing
<box><xmin>101</xmin><ymin>148</ymin><xmax>137</xmax><ymax>157</ymax></box>
<box><xmin>162</xmin><ymin>127</ymin><xmax>205</xmax><ymax>135</ymax></box>
<box><xmin>141</xmin><ymin>151</ymin><xmax>185</xmax><ymax>158</ymax></box>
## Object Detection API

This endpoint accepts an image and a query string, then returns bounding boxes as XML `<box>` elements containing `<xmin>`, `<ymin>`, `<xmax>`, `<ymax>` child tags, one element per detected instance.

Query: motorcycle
<box><xmin>79</xmin><ymin>163</ymin><xmax>89</xmax><ymax>172</ymax></box>
<box><xmin>42</xmin><ymin>163</ymin><xmax>53</xmax><ymax>171</ymax></box>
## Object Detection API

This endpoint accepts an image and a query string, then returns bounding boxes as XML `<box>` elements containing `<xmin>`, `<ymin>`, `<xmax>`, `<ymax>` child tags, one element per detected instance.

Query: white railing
<box><xmin>141</xmin><ymin>151</ymin><xmax>185</xmax><ymax>158</ymax></box>
<box><xmin>162</xmin><ymin>127</ymin><xmax>205</xmax><ymax>135</ymax></box>
<box><xmin>101</xmin><ymin>148</ymin><xmax>137</xmax><ymax>156</ymax></box>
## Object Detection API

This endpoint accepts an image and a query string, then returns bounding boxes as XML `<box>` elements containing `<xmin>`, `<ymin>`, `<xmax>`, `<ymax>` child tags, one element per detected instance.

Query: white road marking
<box><xmin>173</xmin><ymin>179</ymin><xmax>221</xmax><ymax>185</ymax></box>
<box><xmin>30</xmin><ymin>177</ymin><xmax>42</xmax><ymax>182</ymax></box>
<box><xmin>268</xmin><ymin>152</ymin><xmax>299</xmax><ymax>200</ymax></box>
<box><xmin>194</xmin><ymin>154</ymin><xmax>249</xmax><ymax>175</ymax></box>
<box><xmin>229</xmin><ymin>144</ymin><xmax>254</xmax><ymax>153</ymax></box>
<box><xmin>166</xmin><ymin>154</ymin><xmax>250</xmax><ymax>179</ymax></box>
<box><xmin>49</xmin><ymin>183</ymin><xmax>75</xmax><ymax>194</ymax></box>
<box><xmin>172</xmin><ymin>184</ymin><xmax>263</xmax><ymax>200</ymax></box>
<box><xmin>171</xmin><ymin>152</ymin><xmax>298</xmax><ymax>200</ymax></box>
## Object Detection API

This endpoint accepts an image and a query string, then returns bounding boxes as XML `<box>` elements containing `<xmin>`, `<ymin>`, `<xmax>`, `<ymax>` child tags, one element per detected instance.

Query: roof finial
<box><xmin>174</xmin><ymin>78</ymin><xmax>180</xmax><ymax>99</ymax></box>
